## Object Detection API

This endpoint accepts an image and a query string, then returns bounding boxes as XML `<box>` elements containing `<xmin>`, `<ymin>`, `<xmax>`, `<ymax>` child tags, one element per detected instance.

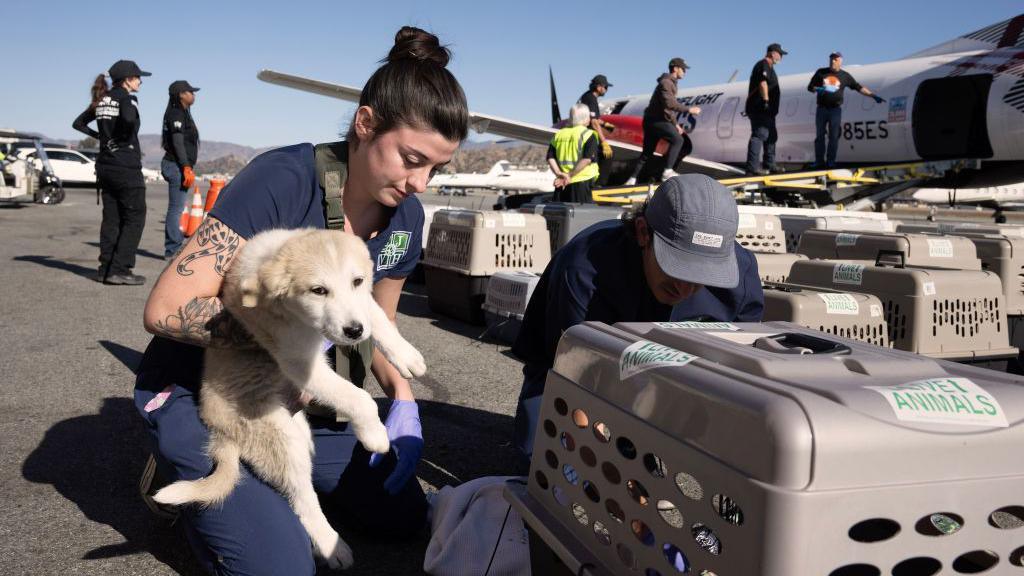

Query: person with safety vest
<box><xmin>547</xmin><ymin>102</ymin><xmax>600</xmax><ymax>203</ymax></box>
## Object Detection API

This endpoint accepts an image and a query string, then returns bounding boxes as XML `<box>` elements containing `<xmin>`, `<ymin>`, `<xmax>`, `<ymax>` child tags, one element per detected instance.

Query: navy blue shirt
<box><xmin>512</xmin><ymin>220</ymin><xmax>764</xmax><ymax>376</ymax></box>
<box><xmin>138</xmin><ymin>142</ymin><xmax>424</xmax><ymax>389</ymax></box>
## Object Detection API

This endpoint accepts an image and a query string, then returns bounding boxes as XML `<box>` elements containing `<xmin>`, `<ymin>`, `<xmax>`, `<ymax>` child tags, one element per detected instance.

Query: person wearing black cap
<box><xmin>72</xmin><ymin>59</ymin><xmax>152</xmax><ymax>285</ymax></box>
<box><xmin>161</xmin><ymin>80</ymin><xmax>201</xmax><ymax>259</ymax></box>
<box><xmin>807</xmin><ymin>52</ymin><xmax>885</xmax><ymax>169</ymax></box>
<box><xmin>578</xmin><ymin>74</ymin><xmax>615</xmax><ymax>185</ymax></box>
<box><xmin>510</xmin><ymin>175</ymin><xmax>764</xmax><ymax>466</ymax></box>
<box><xmin>624</xmin><ymin>58</ymin><xmax>702</xmax><ymax>186</ymax></box>
<box><xmin>744</xmin><ymin>43</ymin><xmax>786</xmax><ymax>176</ymax></box>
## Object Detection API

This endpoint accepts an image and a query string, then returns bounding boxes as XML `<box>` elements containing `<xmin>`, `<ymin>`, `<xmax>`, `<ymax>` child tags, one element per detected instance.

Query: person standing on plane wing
<box><xmin>624</xmin><ymin>58</ymin><xmax>701</xmax><ymax>186</ymax></box>
<box><xmin>807</xmin><ymin>52</ymin><xmax>885</xmax><ymax>169</ymax></box>
<box><xmin>578</xmin><ymin>74</ymin><xmax>615</xmax><ymax>186</ymax></box>
<box><xmin>510</xmin><ymin>175</ymin><xmax>763</xmax><ymax>467</ymax></box>
<box><xmin>745</xmin><ymin>44</ymin><xmax>786</xmax><ymax>176</ymax></box>
<box><xmin>72</xmin><ymin>60</ymin><xmax>152</xmax><ymax>285</ymax></box>
<box><xmin>548</xmin><ymin>103</ymin><xmax>600</xmax><ymax>203</ymax></box>
<box><xmin>161</xmin><ymin>80</ymin><xmax>201</xmax><ymax>259</ymax></box>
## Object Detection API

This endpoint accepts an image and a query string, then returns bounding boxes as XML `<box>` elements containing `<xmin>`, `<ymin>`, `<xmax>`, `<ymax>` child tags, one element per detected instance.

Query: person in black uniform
<box><xmin>807</xmin><ymin>52</ymin><xmax>884</xmax><ymax>168</ymax></box>
<box><xmin>744</xmin><ymin>43</ymin><xmax>786</xmax><ymax>176</ymax></box>
<box><xmin>72</xmin><ymin>59</ymin><xmax>151</xmax><ymax>285</ymax></box>
<box><xmin>161</xmin><ymin>80</ymin><xmax>200</xmax><ymax>259</ymax></box>
<box><xmin>578</xmin><ymin>74</ymin><xmax>614</xmax><ymax>185</ymax></box>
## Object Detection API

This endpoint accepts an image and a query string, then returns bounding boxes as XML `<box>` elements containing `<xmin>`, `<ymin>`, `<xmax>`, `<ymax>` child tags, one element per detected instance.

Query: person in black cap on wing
<box><xmin>161</xmin><ymin>80</ymin><xmax>201</xmax><ymax>259</ymax></box>
<box><xmin>624</xmin><ymin>58</ymin><xmax>702</xmax><ymax>186</ymax></box>
<box><xmin>510</xmin><ymin>174</ymin><xmax>764</xmax><ymax>467</ymax></box>
<box><xmin>807</xmin><ymin>52</ymin><xmax>884</xmax><ymax>169</ymax></box>
<box><xmin>72</xmin><ymin>59</ymin><xmax>152</xmax><ymax>285</ymax></box>
<box><xmin>744</xmin><ymin>43</ymin><xmax>786</xmax><ymax>176</ymax></box>
<box><xmin>578</xmin><ymin>74</ymin><xmax>615</xmax><ymax>186</ymax></box>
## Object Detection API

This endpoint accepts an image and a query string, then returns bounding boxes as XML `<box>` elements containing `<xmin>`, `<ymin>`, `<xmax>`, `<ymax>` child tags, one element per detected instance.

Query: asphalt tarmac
<box><xmin>0</xmin><ymin>183</ymin><xmax>525</xmax><ymax>575</ymax></box>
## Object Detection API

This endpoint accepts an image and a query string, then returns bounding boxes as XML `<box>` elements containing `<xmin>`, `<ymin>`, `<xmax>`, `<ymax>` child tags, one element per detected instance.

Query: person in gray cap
<box><xmin>72</xmin><ymin>59</ymin><xmax>152</xmax><ymax>285</ymax></box>
<box><xmin>510</xmin><ymin>174</ymin><xmax>764</xmax><ymax>467</ymax></box>
<box><xmin>625</xmin><ymin>58</ymin><xmax>702</xmax><ymax>186</ymax></box>
<box><xmin>161</xmin><ymin>80</ymin><xmax>201</xmax><ymax>258</ymax></box>
<box><xmin>744</xmin><ymin>43</ymin><xmax>786</xmax><ymax>176</ymax></box>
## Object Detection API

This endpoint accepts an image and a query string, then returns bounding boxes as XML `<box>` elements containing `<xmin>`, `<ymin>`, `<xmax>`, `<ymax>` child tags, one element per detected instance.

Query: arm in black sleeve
<box><xmin>171</xmin><ymin>132</ymin><xmax>190</xmax><ymax>168</ymax></box>
<box><xmin>844</xmin><ymin>71</ymin><xmax>863</xmax><ymax>93</ymax></box>
<box><xmin>546</xmin><ymin>143</ymin><xmax>556</xmax><ymax>161</ymax></box>
<box><xmin>72</xmin><ymin>108</ymin><xmax>99</xmax><ymax>139</ymax></box>
<box><xmin>807</xmin><ymin>69</ymin><xmax>823</xmax><ymax>92</ymax></box>
<box><xmin>582</xmin><ymin>133</ymin><xmax>599</xmax><ymax>161</ymax></box>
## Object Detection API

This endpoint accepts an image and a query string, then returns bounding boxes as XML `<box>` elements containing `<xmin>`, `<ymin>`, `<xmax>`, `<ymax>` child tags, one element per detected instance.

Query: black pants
<box><xmin>629</xmin><ymin>120</ymin><xmax>684</xmax><ymax>181</ymax></box>
<box><xmin>746</xmin><ymin>114</ymin><xmax>778</xmax><ymax>171</ymax></box>
<box><xmin>814</xmin><ymin>106</ymin><xmax>843</xmax><ymax>167</ymax></box>
<box><xmin>96</xmin><ymin>165</ymin><xmax>147</xmax><ymax>276</ymax></box>
<box><xmin>553</xmin><ymin>179</ymin><xmax>594</xmax><ymax>203</ymax></box>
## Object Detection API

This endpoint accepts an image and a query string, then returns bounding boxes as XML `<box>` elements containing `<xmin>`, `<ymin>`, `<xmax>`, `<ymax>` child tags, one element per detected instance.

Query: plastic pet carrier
<box><xmin>779</xmin><ymin>214</ymin><xmax>896</xmax><ymax>253</ymax></box>
<box><xmin>762</xmin><ymin>283</ymin><xmax>889</xmax><ymax>347</ymax></box>
<box><xmin>795</xmin><ymin>230</ymin><xmax>982</xmax><ymax>271</ymax></box>
<box><xmin>481</xmin><ymin>271</ymin><xmax>540</xmax><ymax>344</ymax></box>
<box><xmin>754</xmin><ymin>253</ymin><xmax>808</xmax><ymax>284</ymax></box>
<box><xmin>735</xmin><ymin>213</ymin><xmax>785</xmax><ymax>254</ymax></box>
<box><xmin>521</xmin><ymin>202</ymin><xmax>624</xmax><ymax>254</ymax></box>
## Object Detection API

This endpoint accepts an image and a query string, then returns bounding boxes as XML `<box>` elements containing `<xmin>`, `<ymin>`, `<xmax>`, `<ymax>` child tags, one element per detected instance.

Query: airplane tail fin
<box><xmin>487</xmin><ymin>161</ymin><xmax>509</xmax><ymax>175</ymax></box>
<box><xmin>906</xmin><ymin>14</ymin><xmax>1024</xmax><ymax>58</ymax></box>
<box><xmin>549</xmin><ymin>66</ymin><xmax>562</xmax><ymax>126</ymax></box>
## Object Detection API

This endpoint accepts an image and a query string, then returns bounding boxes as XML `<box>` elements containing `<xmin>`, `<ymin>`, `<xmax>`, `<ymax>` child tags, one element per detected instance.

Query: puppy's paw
<box><xmin>316</xmin><ymin>533</ymin><xmax>354</xmax><ymax>570</ymax></box>
<box><xmin>385</xmin><ymin>342</ymin><xmax>427</xmax><ymax>379</ymax></box>
<box><xmin>354</xmin><ymin>418</ymin><xmax>391</xmax><ymax>455</ymax></box>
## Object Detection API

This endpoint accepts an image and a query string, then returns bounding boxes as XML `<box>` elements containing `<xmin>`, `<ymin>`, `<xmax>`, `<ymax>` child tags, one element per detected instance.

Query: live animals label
<box><xmin>865</xmin><ymin>377</ymin><xmax>1008</xmax><ymax>427</ymax></box>
<box><xmin>655</xmin><ymin>321</ymin><xmax>740</xmax><ymax>331</ymax></box>
<box><xmin>818</xmin><ymin>293</ymin><xmax>859</xmax><ymax>315</ymax></box>
<box><xmin>619</xmin><ymin>340</ymin><xmax>698</xmax><ymax>379</ymax></box>
<box><xmin>832</xmin><ymin>263</ymin><xmax>864</xmax><ymax>285</ymax></box>
<box><xmin>835</xmin><ymin>233</ymin><xmax>859</xmax><ymax>246</ymax></box>
<box><xmin>927</xmin><ymin>238</ymin><xmax>954</xmax><ymax>258</ymax></box>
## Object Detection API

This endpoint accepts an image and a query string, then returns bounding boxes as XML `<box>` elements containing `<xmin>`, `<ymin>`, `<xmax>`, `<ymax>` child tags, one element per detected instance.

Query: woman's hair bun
<box><xmin>387</xmin><ymin>26</ymin><xmax>451</xmax><ymax>67</ymax></box>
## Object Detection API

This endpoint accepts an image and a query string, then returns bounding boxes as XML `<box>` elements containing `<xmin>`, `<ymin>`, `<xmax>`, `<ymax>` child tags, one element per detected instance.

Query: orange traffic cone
<box><xmin>178</xmin><ymin>199</ymin><xmax>189</xmax><ymax>234</ymax></box>
<box><xmin>184</xmin><ymin>186</ymin><xmax>205</xmax><ymax>237</ymax></box>
<box><xmin>203</xmin><ymin>178</ymin><xmax>226</xmax><ymax>215</ymax></box>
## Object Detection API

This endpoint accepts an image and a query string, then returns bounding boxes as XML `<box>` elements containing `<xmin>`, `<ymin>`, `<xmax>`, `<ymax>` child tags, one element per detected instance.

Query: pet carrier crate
<box><xmin>787</xmin><ymin>260</ymin><xmax>1016</xmax><ymax>362</ymax></box>
<box><xmin>795</xmin><ymin>230</ymin><xmax>982</xmax><ymax>271</ymax></box>
<box><xmin>423</xmin><ymin>210</ymin><xmax>551</xmax><ymax>324</ymax></box>
<box><xmin>883</xmin><ymin>204</ymin><xmax>933</xmax><ymax>221</ymax></box>
<box><xmin>897</xmin><ymin>222</ymin><xmax>1024</xmax><ymax>238</ymax></box>
<box><xmin>481</xmin><ymin>271</ymin><xmax>540</xmax><ymax>344</ymax></box>
<box><xmin>754</xmin><ymin>253</ymin><xmax>808</xmax><ymax>284</ymax></box>
<box><xmin>933</xmin><ymin>207</ymin><xmax>997</xmax><ymax>224</ymax></box>
<box><xmin>507</xmin><ymin>320</ymin><xmax>1024</xmax><ymax>576</ymax></box>
<box><xmin>779</xmin><ymin>214</ymin><xmax>897</xmax><ymax>253</ymax></box>
<box><xmin>762</xmin><ymin>283</ymin><xmax>889</xmax><ymax>347</ymax></box>
<box><xmin>735</xmin><ymin>213</ymin><xmax>785</xmax><ymax>254</ymax></box>
<box><xmin>520</xmin><ymin>202</ymin><xmax>625</xmax><ymax>254</ymax></box>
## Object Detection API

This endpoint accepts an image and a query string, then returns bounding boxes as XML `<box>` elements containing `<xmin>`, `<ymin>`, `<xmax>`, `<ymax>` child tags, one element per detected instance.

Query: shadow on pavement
<box><xmin>12</xmin><ymin>254</ymin><xmax>96</xmax><ymax>280</ymax></box>
<box><xmin>100</xmin><ymin>339</ymin><xmax>144</xmax><ymax>374</ymax></box>
<box><xmin>21</xmin><ymin>397</ymin><xmax>202</xmax><ymax>575</ymax></box>
<box><xmin>398</xmin><ymin>283</ymin><xmax>513</xmax><ymax>345</ymax></box>
<box><xmin>85</xmin><ymin>241</ymin><xmax>164</xmax><ymax>261</ymax></box>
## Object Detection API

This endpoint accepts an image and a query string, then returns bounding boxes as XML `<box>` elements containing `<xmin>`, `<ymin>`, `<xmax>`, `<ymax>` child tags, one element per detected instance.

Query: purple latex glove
<box><xmin>369</xmin><ymin>400</ymin><xmax>423</xmax><ymax>495</ymax></box>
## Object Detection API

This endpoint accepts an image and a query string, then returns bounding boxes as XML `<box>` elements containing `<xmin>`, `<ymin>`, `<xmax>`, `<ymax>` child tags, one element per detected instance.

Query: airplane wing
<box><xmin>257</xmin><ymin>69</ymin><xmax>743</xmax><ymax>177</ymax></box>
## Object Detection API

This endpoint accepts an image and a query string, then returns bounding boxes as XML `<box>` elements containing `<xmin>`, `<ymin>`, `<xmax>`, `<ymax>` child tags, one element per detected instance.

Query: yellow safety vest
<box><xmin>551</xmin><ymin>126</ymin><xmax>600</xmax><ymax>184</ymax></box>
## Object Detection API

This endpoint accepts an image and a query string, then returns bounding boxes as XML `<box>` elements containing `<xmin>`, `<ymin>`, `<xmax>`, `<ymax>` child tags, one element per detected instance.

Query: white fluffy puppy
<box><xmin>153</xmin><ymin>228</ymin><xmax>426</xmax><ymax>570</ymax></box>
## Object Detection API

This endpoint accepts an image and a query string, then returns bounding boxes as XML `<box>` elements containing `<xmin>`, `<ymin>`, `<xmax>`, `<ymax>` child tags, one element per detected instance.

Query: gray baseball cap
<box><xmin>644</xmin><ymin>174</ymin><xmax>739</xmax><ymax>288</ymax></box>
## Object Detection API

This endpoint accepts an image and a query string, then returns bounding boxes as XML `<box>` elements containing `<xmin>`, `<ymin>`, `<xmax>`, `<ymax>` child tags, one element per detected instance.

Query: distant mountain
<box><xmin>445</xmin><ymin>142</ymin><xmax>546</xmax><ymax>174</ymax></box>
<box><xmin>137</xmin><ymin>134</ymin><xmax>275</xmax><ymax>170</ymax></box>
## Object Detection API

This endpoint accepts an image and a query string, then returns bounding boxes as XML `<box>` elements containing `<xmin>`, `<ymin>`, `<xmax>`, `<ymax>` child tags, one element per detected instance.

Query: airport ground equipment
<box><xmin>481</xmin><ymin>271</ymin><xmax>540</xmax><ymax>344</ymax></box>
<box><xmin>795</xmin><ymin>230</ymin><xmax>982</xmax><ymax>271</ymax></box>
<box><xmin>423</xmin><ymin>209</ymin><xmax>550</xmax><ymax>324</ymax></box>
<box><xmin>735</xmin><ymin>213</ymin><xmax>785</xmax><ymax>254</ymax></box>
<box><xmin>787</xmin><ymin>260</ymin><xmax>1016</xmax><ymax>363</ymax></box>
<box><xmin>520</xmin><ymin>202</ymin><xmax>625</xmax><ymax>254</ymax></box>
<box><xmin>505</xmin><ymin>319</ymin><xmax>1024</xmax><ymax>576</ymax></box>
<box><xmin>779</xmin><ymin>214</ymin><xmax>897</xmax><ymax>253</ymax></box>
<box><xmin>762</xmin><ymin>283</ymin><xmax>889</xmax><ymax>347</ymax></box>
<box><xmin>753</xmin><ymin>253</ymin><xmax>807</xmax><ymax>284</ymax></box>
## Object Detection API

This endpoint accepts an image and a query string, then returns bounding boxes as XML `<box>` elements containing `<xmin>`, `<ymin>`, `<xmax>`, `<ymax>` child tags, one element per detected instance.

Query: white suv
<box><xmin>25</xmin><ymin>148</ymin><xmax>96</xmax><ymax>184</ymax></box>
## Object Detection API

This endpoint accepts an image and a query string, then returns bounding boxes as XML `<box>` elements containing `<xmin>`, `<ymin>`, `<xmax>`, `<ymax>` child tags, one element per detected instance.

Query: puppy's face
<box><xmin>259</xmin><ymin>231</ymin><xmax>376</xmax><ymax>346</ymax></box>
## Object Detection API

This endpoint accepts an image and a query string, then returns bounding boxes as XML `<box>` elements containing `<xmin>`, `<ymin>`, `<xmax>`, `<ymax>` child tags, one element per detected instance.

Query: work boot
<box><xmin>661</xmin><ymin>169</ymin><xmax>680</xmax><ymax>181</ymax></box>
<box><xmin>746</xmin><ymin>168</ymin><xmax>769</xmax><ymax>176</ymax></box>
<box><xmin>104</xmin><ymin>273</ymin><xmax>146</xmax><ymax>286</ymax></box>
<box><xmin>93</xmin><ymin>266</ymin><xmax>106</xmax><ymax>283</ymax></box>
<box><xmin>765</xmin><ymin>164</ymin><xmax>786</xmax><ymax>174</ymax></box>
<box><xmin>624</xmin><ymin>177</ymin><xmax>637</xmax><ymax>186</ymax></box>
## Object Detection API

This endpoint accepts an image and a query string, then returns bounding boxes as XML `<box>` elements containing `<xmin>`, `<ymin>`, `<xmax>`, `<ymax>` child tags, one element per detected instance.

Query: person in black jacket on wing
<box><xmin>161</xmin><ymin>80</ymin><xmax>201</xmax><ymax>259</ymax></box>
<box><xmin>72</xmin><ymin>59</ymin><xmax>152</xmax><ymax>285</ymax></box>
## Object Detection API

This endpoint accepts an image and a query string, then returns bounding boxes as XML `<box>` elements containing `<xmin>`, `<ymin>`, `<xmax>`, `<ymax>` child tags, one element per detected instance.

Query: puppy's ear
<box><xmin>258</xmin><ymin>255</ymin><xmax>292</xmax><ymax>300</ymax></box>
<box><xmin>239</xmin><ymin>276</ymin><xmax>259</xmax><ymax>308</ymax></box>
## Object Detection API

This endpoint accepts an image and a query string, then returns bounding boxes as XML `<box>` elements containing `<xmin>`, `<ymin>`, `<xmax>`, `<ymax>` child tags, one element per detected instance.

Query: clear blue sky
<box><xmin>4</xmin><ymin>0</ymin><xmax>1020</xmax><ymax>149</ymax></box>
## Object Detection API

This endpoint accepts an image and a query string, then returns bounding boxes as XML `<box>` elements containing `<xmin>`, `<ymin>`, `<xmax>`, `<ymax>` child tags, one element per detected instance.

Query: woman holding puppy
<box><xmin>134</xmin><ymin>27</ymin><xmax>468</xmax><ymax>574</ymax></box>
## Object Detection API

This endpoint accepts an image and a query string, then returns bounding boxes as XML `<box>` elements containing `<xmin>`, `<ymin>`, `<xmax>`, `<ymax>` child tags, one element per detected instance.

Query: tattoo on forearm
<box><xmin>177</xmin><ymin>219</ymin><xmax>240</xmax><ymax>277</ymax></box>
<box><xmin>152</xmin><ymin>297</ymin><xmax>255</xmax><ymax>348</ymax></box>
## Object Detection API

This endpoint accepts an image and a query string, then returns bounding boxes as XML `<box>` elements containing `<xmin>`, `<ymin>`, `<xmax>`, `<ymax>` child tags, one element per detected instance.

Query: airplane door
<box><xmin>717</xmin><ymin>97</ymin><xmax>739</xmax><ymax>139</ymax></box>
<box><xmin>912</xmin><ymin>74</ymin><xmax>994</xmax><ymax>159</ymax></box>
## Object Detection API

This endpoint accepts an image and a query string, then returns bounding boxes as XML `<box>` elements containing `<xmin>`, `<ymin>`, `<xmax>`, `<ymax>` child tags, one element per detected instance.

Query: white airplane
<box><xmin>259</xmin><ymin>13</ymin><xmax>1024</xmax><ymax>187</ymax></box>
<box><xmin>428</xmin><ymin>160</ymin><xmax>555</xmax><ymax>194</ymax></box>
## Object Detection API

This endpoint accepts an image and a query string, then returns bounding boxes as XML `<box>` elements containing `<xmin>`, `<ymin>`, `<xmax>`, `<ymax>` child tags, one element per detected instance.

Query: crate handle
<box><xmin>754</xmin><ymin>333</ymin><xmax>852</xmax><ymax>356</ymax></box>
<box><xmin>875</xmin><ymin>249</ymin><xmax>906</xmax><ymax>268</ymax></box>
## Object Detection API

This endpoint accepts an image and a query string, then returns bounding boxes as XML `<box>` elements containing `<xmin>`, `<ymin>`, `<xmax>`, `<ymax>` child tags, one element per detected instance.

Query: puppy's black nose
<box><xmin>343</xmin><ymin>323</ymin><xmax>363</xmax><ymax>339</ymax></box>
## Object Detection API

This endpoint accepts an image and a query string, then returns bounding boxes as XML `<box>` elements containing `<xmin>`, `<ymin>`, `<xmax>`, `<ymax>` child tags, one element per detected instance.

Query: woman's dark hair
<box><xmin>89</xmin><ymin>74</ymin><xmax>109</xmax><ymax>109</ymax></box>
<box><xmin>346</xmin><ymin>26</ymin><xmax>469</xmax><ymax>144</ymax></box>
<box><xmin>165</xmin><ymin>93</ymin><xmax>184</xmax><ymax>115</ymax></box>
